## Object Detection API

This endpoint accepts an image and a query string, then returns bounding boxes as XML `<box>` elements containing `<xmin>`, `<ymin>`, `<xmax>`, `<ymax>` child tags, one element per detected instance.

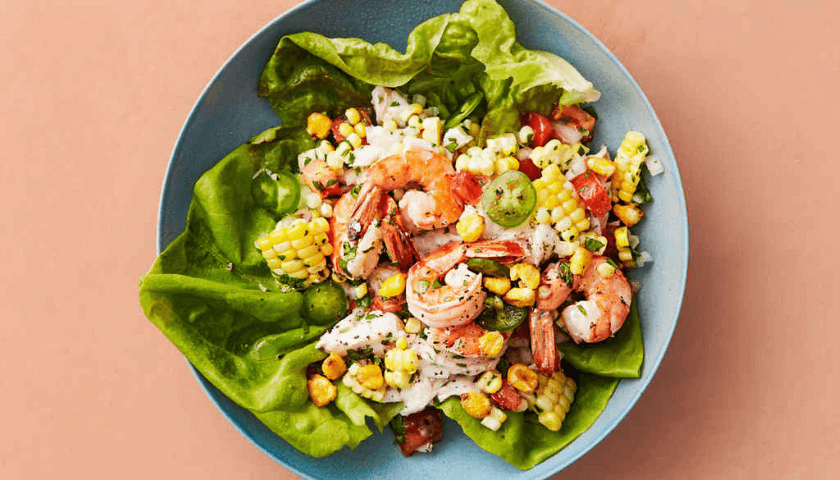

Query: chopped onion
<box><xmin>515</xmin><ymin>146</ymin><xmax>533</xmax><ymax>161</ymax></box>
<box><xmin>553</xmin><ymin>121</ymin><xmax>583</xmax><ymax>144</ymax></box>
<box><xmin>565</xmin><ymin>156</ymin><xmax>587</xmax><ymax>180</ymax></box>
<box><xmin>645</xmin><ymin>156</ymin><xmax>664</xmax><ymax>176</ymax></box>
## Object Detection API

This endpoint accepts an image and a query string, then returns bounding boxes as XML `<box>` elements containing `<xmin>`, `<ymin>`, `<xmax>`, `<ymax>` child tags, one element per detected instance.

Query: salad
<box><xmin>140</xmin><ymin>0</ymin><xmax>661</xmax><ymax>469</ymax></box>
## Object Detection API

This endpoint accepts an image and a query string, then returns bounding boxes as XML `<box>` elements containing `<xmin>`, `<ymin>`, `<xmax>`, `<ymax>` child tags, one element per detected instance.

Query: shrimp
<box><xmin>427</xmin><ymin>322</ymin><xmax>512</xmax><ymax>359</ymax></box>
<box><xmin>330</xmin><ymin>191</ymin><xmax>417</xmax><ymax>280</ymax></box>
<box><xmin>560</xmin><ymin>256</ymin><xmax>632</xmax><ymax>343</ymax></box>
<box><xmin>356</xmin><ymin>150</ymin><xmax>464</xmax><ymax>232</ymax></box>
<box><xmin>299</xmin><ymin>156</ymin><xmax>341</xmax><ymax>198</ymax></box>
<box><xmin>529</xmin><ymin>309</ymin><xmax>561</xmax><ymax>375</ymax></box>
<box><xmin>535</xmin><ymin>256</ymin><xmax>632</xmax><ymax>346</ymax></box>
<box><xmin>406</xmin><ymin>240</ymin><xmax>525</xmax><ymax>329</ymax></box>
<box><xmin>368</xmin><ymin>263</ymin><xmax>406</xmax><ymax>314</ymax></box>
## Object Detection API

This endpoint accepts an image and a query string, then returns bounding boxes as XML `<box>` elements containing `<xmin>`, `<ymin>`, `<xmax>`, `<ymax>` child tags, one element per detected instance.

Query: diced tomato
<box><xmin>396</xmin><ymin>408</ymin><xmax>443</xmax><ymax>457</ymax></box>
<box><xmin>521</xmin><ymin>112</ymin><xmax>555</xmax><ymax>147</ymax></box>
<box><xmin>331</xmin><ymin>108</ymin><xmax>372</xmax><ymax>143</ymax></box>
<box><xmin>550</xmin><ymin>104</ymin><xmax>596</xmax><ymax>143</ymax></box>
<box><xmin>490</xmin><ymin>379</ymin><xmax>527</xmax><ymax>412</ymax></box>
<box><xmin>517</xmin><ymin>158</ymin><xmax>542</xmax><ymax>181</ymax></box>
<box><xmin>601</xmin><ymin>222</ymin><xmax>620</xmax><ymax>260</ymax></box>
<box><xmin>451</xmin><ymin>170</ymin><xmax>484</xmax><ymax>206</ymax></box>
<box><xmin>570</xmin><ymin>170</ymin><xmax>612</xmax><ymax>217</ymax></box>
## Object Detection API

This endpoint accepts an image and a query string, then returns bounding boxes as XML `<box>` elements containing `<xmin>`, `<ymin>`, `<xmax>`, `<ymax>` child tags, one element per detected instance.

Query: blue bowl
<box><xmin>157</xmin><ymin>0</ymin><xmax>689</xmax><ymax>478</ymax></box>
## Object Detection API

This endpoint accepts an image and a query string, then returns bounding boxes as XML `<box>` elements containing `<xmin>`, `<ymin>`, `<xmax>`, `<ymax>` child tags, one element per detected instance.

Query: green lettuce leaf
<box><xmin>439</xmin><ymin>373</ymin><xmax>619</xmax><ymax>470</ymax></box>
<box><xmin>140</xmin><ymin>125</ymin><xmax>402</xmax><ymax>456</ymax></box>
<box><xmin>558</xmin><ymin>298</ymin><xmax>644</xmax><ymax>378</ymax></box>
<box><xmin>258</xmin><ymin>0</ymin><xmax>599</xmax><ymax>137</ymax></box>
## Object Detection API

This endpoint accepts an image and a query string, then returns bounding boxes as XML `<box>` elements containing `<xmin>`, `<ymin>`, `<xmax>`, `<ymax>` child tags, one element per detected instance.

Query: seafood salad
<box><xmin>260</xmin><ymin>85</ymin><xmax>659</xmax><ymax>454</ymax></box>
<box><xmin>140</xmin><ymin>0</ymin><xmax>660</xmax><ymax>469</ymax></box>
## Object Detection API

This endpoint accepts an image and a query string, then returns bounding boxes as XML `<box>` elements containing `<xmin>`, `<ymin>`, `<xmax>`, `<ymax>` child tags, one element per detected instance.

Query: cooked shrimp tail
<box><xmin>379</xmin><ymin>195</ymin><xmax>418</xmax><ymax>271</ymax></box>
<box><xmin>530</xmin><ymin>309</ymin><xmax>560</xmax><ymax>376</ymax></box>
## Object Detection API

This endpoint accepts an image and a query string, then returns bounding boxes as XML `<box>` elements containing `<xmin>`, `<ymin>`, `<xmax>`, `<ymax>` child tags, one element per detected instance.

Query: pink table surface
<box><xmin>2</xmin><ymin>1</ymin><xmax>838</xmax><ymax>478</ymax></box>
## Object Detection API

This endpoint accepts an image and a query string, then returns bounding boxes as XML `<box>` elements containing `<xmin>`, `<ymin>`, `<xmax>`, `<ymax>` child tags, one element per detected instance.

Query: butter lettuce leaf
<box><xmin>439</xmin><ymin>373</ymin><xmax>619</xmax><ymax>470</ymax></box>
<box><xmin>139</xmin><ymin>125</ymin><xmax>402</xmax><ymax>456</ymax></box>
<box><xmin>258</xmin><ymin>0</ymin><xmax>599</xmax><ymax>136</ymax></box>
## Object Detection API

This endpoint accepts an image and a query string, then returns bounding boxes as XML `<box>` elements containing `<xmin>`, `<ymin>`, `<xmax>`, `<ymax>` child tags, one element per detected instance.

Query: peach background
<box><xmin>2</xmin><ymin>0</ymin><xmax>838</xmax><ymax>478</ymax></box>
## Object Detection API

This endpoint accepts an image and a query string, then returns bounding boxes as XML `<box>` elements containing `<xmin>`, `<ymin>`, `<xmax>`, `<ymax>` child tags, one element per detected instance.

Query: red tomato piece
<box><xmin>490</xmin><ymin>379</ymin><xmax>528</xmax><ymax>412</ymax></box>
<box><xmin>396</xmin><ymin>408</ymin><xmax>443</xmax><ymax>457</ymax></box>
<box><xmin>570</xmin><ymin>170</ymin><xmax>612</xmax><ymax>217</ymax></box>
<box><xmin>331</xmin><ymin>108</ymin><xmax>372</xmax><ymax>143</ymax></box>
<box><xmin>451</xmin><ymin>170</ymin><xmax>484</xmax><ymax>206</ymax></box>
<box><xmin>517</xmin><ymin>158</ymin><xmax>542</xmax><ymax>181</ymax></box>
<box><xmin>521</xmin><ymin>112</ymin><xmax>555</xmax><ymax>147</ymax></box>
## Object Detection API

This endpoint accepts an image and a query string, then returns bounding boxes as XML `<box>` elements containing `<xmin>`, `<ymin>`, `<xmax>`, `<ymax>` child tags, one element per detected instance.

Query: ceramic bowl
<box><xmin>157</xmin><ymin>1</ymin><xmax>688</xmax><ymax>478</ymax></box>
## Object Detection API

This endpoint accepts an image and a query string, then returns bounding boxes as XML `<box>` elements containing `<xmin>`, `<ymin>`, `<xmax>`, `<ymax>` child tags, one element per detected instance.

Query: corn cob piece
<box><xmin>520</xmin><ymin>371</ymin><xmax>577</xmax><ymax>432</ymax></box>
<box><xmin>384</xmin><ymin>339</ymin><xmax>419</xmax><ymax>389</ymax></box>
<box><xmin>612</xmin><ymin>131</ymin><xmax>648</xmax><ymax>203</ymax></box>
<box><xmin>532</xmin><ymin>164</ymin><xmax>590</xmax><ymax>241</ymax></box>
<box><xmin>255</xmin><ymin>217</ymin><xmax>333</xmax><ymax>285</ymax></box>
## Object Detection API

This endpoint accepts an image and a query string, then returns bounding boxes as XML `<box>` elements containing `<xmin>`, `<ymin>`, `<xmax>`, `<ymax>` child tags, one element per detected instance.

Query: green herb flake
<box><xmin>584</xmin><ymin>237</ymin><xmax>605</xmax><ymax>252</ymax></box>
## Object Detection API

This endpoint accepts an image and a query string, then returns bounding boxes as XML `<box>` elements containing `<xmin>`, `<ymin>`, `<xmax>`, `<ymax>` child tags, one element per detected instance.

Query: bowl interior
<box><xmin>157</xmin><ymin>0</ymin><xmax>688</xmax><ymax>478</ymax></box>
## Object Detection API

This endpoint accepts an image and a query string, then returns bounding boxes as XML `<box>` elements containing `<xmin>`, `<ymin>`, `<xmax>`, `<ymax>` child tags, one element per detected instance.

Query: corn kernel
<box><xmin>614</xmin><ymin>226</ymin><xmax>631</xmax><ymax>248</ymax></box>
<box><xmin>356</xmin><ymin>364</ymin><xmax>384</xmax><ymax>390</ymax></box>
<box><xmin>345</xmin><ymin>108</ymin><xmax>361</xmax><ymax>125</ymax></box>
<box><xmin>352</xmin><ymin>283</ymin><xmax>368</xmax><ymax>299</ymax></box>
<box><xmin>535</xmin><ymin>208</ymin><xmax>551</xmax><ymax>224</ymax></box>
<box><xmin>384</xmin><ymin>369</ymin><xmax>411</xmax><ymax>389</ymax></box>
<box><xmin>478</xmin><ymin>331</ymin><xmax>505</xmax><ymax>357</ymax></box>
<box><xmin>318</xmin><ymin>140</ymin><xmax>334</xmax><ymax>153</ymax></box>
<box><xmin>597</xmin><ymin>261</ymin><xmax>616</xmax><ymax>278</ymax></box>
<box><xmin>483</xmin><ymin>277</ymin><xmax>511</xmax><ymax>295</ymax></box>
<box><xmin>306</xmin><ymin>113</ymin><xmax>331</xmax><ymax>139</ymax></box>
<box><xmin>379</xmin><ymin>272</ymin><xmax>407</xmax><ymax>298</ymax></box>
<box><xmin>338</xmin><ymin>122</ymin><xmax>354</xmax><ymax>138</ymax></box>
<box><xmin>614</xmin><ymin>203</ymin><xmax>644</xmax><ymax>227</ymax></box>
<box><xmin>256</xmin><ymin>236</ymin><xmax>271</xmax><ymax>251</ymax></box>
<box><xmin>396</xmin><ymin>337</ymin><xmax>408</xmax><ymax>350</ymax></box>
<box><xmin>508</xmin><ymin>364</ymin><xmax>538</xmax><ymax>393</ymax></box>
<box><xmin>307</xmin><ymin>374</ymin><xmax>337</xmax><ymax>407</ymax></box>
<box><xmin>404</xmin><ymin>317</ymin><xmax>423</xmax><ymax>334</ymax></box>
<box><xmin>286</xmin><ymin>221</ymin><xmax>308</xmax><ymax>240</ymax></box>
<box><xmin>510</xmin><ymin>263</ymin><xmax>540</xmax><ymax>289</ymax></box>
<box><xmin>346</xmin><ymin>133</ymin><xmax>362</xmax><ymax>149</ymax></box>
<box><xmin>354</xmin><ymin>122</ymin><xmax>367</xmax><ymax>138</ymax></box>
<box><xmin>569</xmin><ymin>246</ymin><xmax>592</xmax><ymax>275</ymax></box>
<box><xmin>456</xmin><ymin>213</ymin><xmax>485</xmax><ymax>242</ymax></box>
<box><xmin>586</xmin><ymin>156</ymin><xmax>617</xmax><ymax>177</ymax></box>
<box><xmin>477</xmin><ymin>370</ymin><xmax>503</xmax><ymax>394</ymax></box>
<box><xmin>504</xmin><ymin>287</ymin><xmax>535</xmax><ymax>307</ymax></box>
<box><xmin>322</xmin><ymin>353</ymin><xmax>347</xmax><ymax>380</ymax></box>
<box><xmin>460</xmin><ymin>391</ymin><xmax>492</xmax><ymax>419</ymax></box>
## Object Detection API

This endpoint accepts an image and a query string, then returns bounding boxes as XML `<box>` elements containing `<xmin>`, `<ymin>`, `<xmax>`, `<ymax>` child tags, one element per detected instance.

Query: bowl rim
<box><xmin>156</xmin><ymin>0</ymin><xmax>689</xmax><ymax>477</ymax></box>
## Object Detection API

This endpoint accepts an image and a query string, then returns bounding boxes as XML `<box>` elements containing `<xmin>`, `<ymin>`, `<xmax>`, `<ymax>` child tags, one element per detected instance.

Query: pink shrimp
<box><xmin>427</xmin><ymin>322</ymin><xmax>512</xmax><ymax>359</ymax></box>
<box><xmin>406</xmin><ymin>240</ymin><xmax>525</xmax><ymax>329</ymax></box>
<box><xmin>330</xmin><ymin>191</ymin><xmax>418</xmax><ymax>280</ymax></box>
<box><xmin>560</xmin><ymin>256</ymin><xmax>632</xmax><ymax>343</ymax></box>
<box><xmin>534</xmin><ymin>256</ymin><xmax>633</xmax><ymax>348</ymax></box>
<box><xmin>354</xmin><ymin>150</ymin><xmax>464</xmax><ymax>232</ymax></box>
